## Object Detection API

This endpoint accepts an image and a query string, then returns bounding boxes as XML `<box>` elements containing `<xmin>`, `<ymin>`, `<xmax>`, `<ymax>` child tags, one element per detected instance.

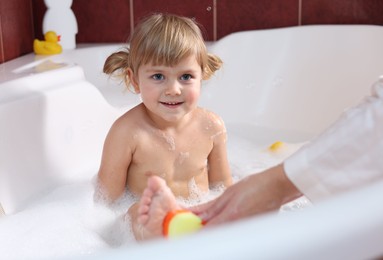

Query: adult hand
<box><xmin>192</xmin><ymin>164</ymin><xmax>302</xmax><ymax>226</ymax></box>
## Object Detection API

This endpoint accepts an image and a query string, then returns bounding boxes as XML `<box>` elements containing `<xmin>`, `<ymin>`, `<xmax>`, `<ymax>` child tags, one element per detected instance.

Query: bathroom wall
<box><xmin>1</xmin><ymin>0</ymin><xmax>383</xmax><ymax>64</ymax></box>
<box><xmin>0</xmin><ymin>0</ymin><xmax>35</xmax><ymax>64</ymax></box>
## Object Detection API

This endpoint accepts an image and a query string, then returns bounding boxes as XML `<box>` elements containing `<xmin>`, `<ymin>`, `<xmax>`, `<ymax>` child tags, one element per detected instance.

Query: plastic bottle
<box><xmin>43</xmin><ymin>0</ymin><xmax>78</xmax><ymax>50</ymax></box>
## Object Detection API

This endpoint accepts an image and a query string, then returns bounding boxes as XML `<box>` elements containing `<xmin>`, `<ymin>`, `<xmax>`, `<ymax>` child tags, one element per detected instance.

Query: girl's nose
<box><xmin>165</xmin><ymin>81</ymin><xmax>182</xmax><ymax>96</ymax></box>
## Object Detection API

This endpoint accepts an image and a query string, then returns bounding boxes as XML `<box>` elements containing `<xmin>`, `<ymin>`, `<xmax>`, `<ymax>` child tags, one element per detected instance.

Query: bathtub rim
<box><xmin>2</xmin><ymin>24</ymin><xmax>383</xmax><ymax>85</ymax></box>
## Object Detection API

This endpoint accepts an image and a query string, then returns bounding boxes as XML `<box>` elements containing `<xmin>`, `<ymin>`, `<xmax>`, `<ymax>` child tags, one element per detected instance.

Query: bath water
<box><xmin>0</xmin><ymin>125</ymin><xmax>310</xmax><ymax>259</ymax></box>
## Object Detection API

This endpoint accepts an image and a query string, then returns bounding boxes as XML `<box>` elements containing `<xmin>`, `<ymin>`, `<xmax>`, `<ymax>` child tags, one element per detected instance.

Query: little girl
<box><xmin>96</xmin><ymin>13</ymin><xmax>232</xmax><ymax>240</ymax></box>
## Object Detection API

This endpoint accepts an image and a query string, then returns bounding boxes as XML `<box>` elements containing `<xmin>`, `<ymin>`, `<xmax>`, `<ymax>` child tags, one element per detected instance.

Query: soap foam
<box><xmin>0</xmin><ymin>127</ymin><xmax>308</xmax><ymax>259</ymax></box>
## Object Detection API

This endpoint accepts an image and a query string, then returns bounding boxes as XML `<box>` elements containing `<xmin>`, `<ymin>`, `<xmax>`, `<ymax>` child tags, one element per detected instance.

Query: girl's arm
<box><xmin>96</xmin><ymin>119</ymin><xmax>133</xmax><ymax>202</ymax></box>
<box><xmin>207</xmin><ymin>116</ymin><xmax>232</xmax><ymax>188</ymax></box>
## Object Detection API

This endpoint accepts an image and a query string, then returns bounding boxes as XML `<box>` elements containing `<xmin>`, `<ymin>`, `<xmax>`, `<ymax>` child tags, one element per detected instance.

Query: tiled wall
<box><xmin>1</xmin><ymin>0</ymin><xmax>383</xmax><ymax>64</ymax></box>
<box><xmin>0</xmin><ymin>0</ymin><xmax>35</xmax><ymax>64</ymax></box>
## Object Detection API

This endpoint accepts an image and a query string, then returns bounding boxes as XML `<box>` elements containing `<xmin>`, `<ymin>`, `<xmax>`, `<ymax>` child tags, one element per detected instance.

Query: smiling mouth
<box><xmin>160</xmin><ymin>101</ymin><xmax>184</xmax><ymax>107</ymax></box>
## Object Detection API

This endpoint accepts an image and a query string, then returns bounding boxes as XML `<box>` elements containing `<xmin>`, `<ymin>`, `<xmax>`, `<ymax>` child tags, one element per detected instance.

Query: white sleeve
<box><xmin>284</xmin><ymin>77</ymin><xmax>383</xmax><ymax>202</ymax></box>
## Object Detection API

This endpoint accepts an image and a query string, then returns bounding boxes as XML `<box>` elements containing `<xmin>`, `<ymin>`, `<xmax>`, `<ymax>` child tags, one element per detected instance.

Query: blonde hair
<box><xmin>103</xmin><ymin>13</ymin><xmax>222</xmax><ymax>90</ymax></box>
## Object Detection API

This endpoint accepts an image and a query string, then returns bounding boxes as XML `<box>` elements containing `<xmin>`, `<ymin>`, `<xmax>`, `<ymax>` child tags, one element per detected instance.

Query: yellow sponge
<box><xmin>163</xmin><ymin>210</ymin><xmax>204</xmax><ymax>238</ymax></box>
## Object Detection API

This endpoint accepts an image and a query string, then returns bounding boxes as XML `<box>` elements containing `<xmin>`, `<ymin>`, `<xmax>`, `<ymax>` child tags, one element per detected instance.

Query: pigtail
<box><xmin>103</xmin><ymin>48</ymin><xmax>132</xmax><ymax>87</ymax></box>
<box><xmin>203</xmin><ymin>53</ymin><xmax>223</xmax><ymax>80</ymax></box>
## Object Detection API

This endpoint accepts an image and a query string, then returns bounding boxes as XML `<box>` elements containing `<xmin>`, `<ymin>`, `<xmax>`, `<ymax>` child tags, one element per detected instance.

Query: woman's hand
<box><xmin>191</xmin><ymin>164</ymin><xmax>302</xmax><ymax>226</ymax></box>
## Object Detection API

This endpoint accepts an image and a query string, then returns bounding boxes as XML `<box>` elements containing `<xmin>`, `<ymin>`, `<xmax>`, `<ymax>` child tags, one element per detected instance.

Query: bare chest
<box><xmin>127</xmin><ymin>130</ymin><xmax>213</xmax><ymax>195</ymax></box>
<box><xmin>135</xmin><ymin>131</ymin><xmax>211</xmax><ymax>174</ymax></box>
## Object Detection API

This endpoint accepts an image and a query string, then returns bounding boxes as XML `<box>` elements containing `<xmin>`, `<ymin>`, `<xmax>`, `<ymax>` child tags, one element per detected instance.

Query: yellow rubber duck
<box><xmin>33</xmin><ymin>31</ymin><xmax>62</xmax><ymax>55</ymax></box>
<box><xmin>269</xmin><ymin>141</ymin><xmax>285</xmax><ymax>152</ymax></box>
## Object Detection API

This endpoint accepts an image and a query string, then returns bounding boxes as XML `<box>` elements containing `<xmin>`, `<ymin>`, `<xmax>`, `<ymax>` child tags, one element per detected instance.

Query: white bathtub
<box><xmin>1</xmin><ymin>25</ymin><xmax>383</xmax><ymax>259</ymax></box>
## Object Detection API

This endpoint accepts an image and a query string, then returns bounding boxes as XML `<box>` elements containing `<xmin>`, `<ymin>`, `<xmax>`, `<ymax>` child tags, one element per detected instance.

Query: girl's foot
<box><xmin>136</xmin><ymin>175</ymin><xmax>181</xmax><ymax>240</ymax></box>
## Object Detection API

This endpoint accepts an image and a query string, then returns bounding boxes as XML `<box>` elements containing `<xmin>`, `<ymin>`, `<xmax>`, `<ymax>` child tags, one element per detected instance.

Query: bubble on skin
<box><xmin>210</xmin><ymin>130</ymin><xmax>226</xmax><ymax>141</ymax></box>
<box><xmin>151</xmin><ymin>129</ymin><xmax>176</xmax><ymax>151</ymax></box>
<box><xmin>171</xmin><ymin>178</ymin><xmax>204</xmax><ymax>207</ymax></box>
<box><xmin>176</xmin><ymin>181</ymin><xmax>225</xmax><ymax>209</ymax></box>
<box><xmin>215</xmin><ymin>117</ymin><xmax>224</xmax><ymax>126</ymax></box>
<box><xmin>207</xmin><ymin>117</ymin><xmax>227</xmax><ymax>141</ymax></box>
<box><xmin>94</xmin><ymin>178</ymin><xmax>138</xmax><ymax>211</ymax></box>
<box><xmin>187</xmin><ymin>177</ymin><xmax>206</xmax><ymax>201</ymax></box>
<box><xmin>163</xmin><ymin>133</ymin><xmax>176</xmax><ymax>151</ymax></box>
<box><xmin>94</xmin><ymin>180</ymin><xmax>111</xmax><ymax>205</ymax></box>
<box><xmin>185</xmin><ymin>177</ymin><xmax>227</xmax><ymax>205</ymax></box>
<box><xmin>177</xmin><ymin>151</ymin><xmax>190</xmax><ymax>165</ymax></box>
<box><xmin>209</xmin><ymin>182</ymin><xmax>226</xmax><ymax>193</ymax></box>
<box><xmin>203</xmin><ymin>159</ymin><xmax>208</xmax><ymax>167</ymax></box>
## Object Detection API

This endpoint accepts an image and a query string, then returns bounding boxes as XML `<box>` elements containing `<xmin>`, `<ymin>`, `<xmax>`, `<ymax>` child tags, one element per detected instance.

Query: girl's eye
<box><xmin>180</xmin><ymin>74</ymin><xmax>192</xmax><ymax>81</ymax></box>
<box><xmin>152</xmin><ymin>74</ymin><xmax>164</xmax><ymax>80</ymax></box>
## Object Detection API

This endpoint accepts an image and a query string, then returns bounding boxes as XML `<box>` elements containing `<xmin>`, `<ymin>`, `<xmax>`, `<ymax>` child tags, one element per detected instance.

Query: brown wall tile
<box><xmin>0</xmin><ymin>12</ymin><xmax>4</xmax><ymax>63</ymax></box>
<box><xmin>302</xmin><ymin>0</ymin><xmax>383</xmax><ymax>25</ymax></box>
<box><xmin>31</xmin><ymin>0</ymin><xmax>45</xmax><ymax>41</ymax></box>
<box><xmin>3</xmin><ymin>0</ymin><xmax>383</xmax><ymax>64</ymax></box>
<box><xmin>133</xmin><ymin>0</ymin><xmax>215</xmax><ymax>41</ymax></box>
<box><xmin>73</xmin><ymin>0</ymin><xmax>131</xmax><ymax>43</ymax></box>
<box><xmin>32</xmin><ymin>0</ymin><xmax>131</xmax><ymax>43</ymax></box>
<box><xmin>217</xmin><ymin>0</ymin><xmax>299</xmax><ymax>39</ymax></box>
<box><xmin>1</xmin><ymin>0</ymin><xmax>34</xmax><ymax>63</ymax></box>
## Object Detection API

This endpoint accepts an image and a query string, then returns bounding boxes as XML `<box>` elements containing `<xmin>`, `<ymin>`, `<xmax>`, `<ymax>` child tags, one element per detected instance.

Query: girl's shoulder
<box><xmin>194</xmin><ymin>107</ymin><xmax>226</xmax><ymax>131</ymax></box>
<box><xmin>110</xmin><ymin>104</ymin><xmax>146</xmax><ymax>133</ymax></box>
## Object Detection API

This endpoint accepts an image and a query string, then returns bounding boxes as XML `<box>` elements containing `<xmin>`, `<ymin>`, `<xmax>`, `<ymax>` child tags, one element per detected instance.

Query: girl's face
<box><xmin>131</xmin><ymin>55</ymin><xmax>203</xmax><ymax>125</ymax></box>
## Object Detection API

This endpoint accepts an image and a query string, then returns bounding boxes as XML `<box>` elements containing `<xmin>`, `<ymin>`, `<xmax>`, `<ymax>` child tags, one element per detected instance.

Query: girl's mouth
<box><xmin>160</xmin><ymin>101</ymin><xmax>184</xmax><ymax>107</ymax></box>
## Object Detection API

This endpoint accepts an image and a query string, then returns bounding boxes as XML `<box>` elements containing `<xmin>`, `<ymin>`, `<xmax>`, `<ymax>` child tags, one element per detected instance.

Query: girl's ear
<box><xmin>126</xmin><ymin>68</ymin><xmax>140</xmax><ymax>93</ymax></box>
